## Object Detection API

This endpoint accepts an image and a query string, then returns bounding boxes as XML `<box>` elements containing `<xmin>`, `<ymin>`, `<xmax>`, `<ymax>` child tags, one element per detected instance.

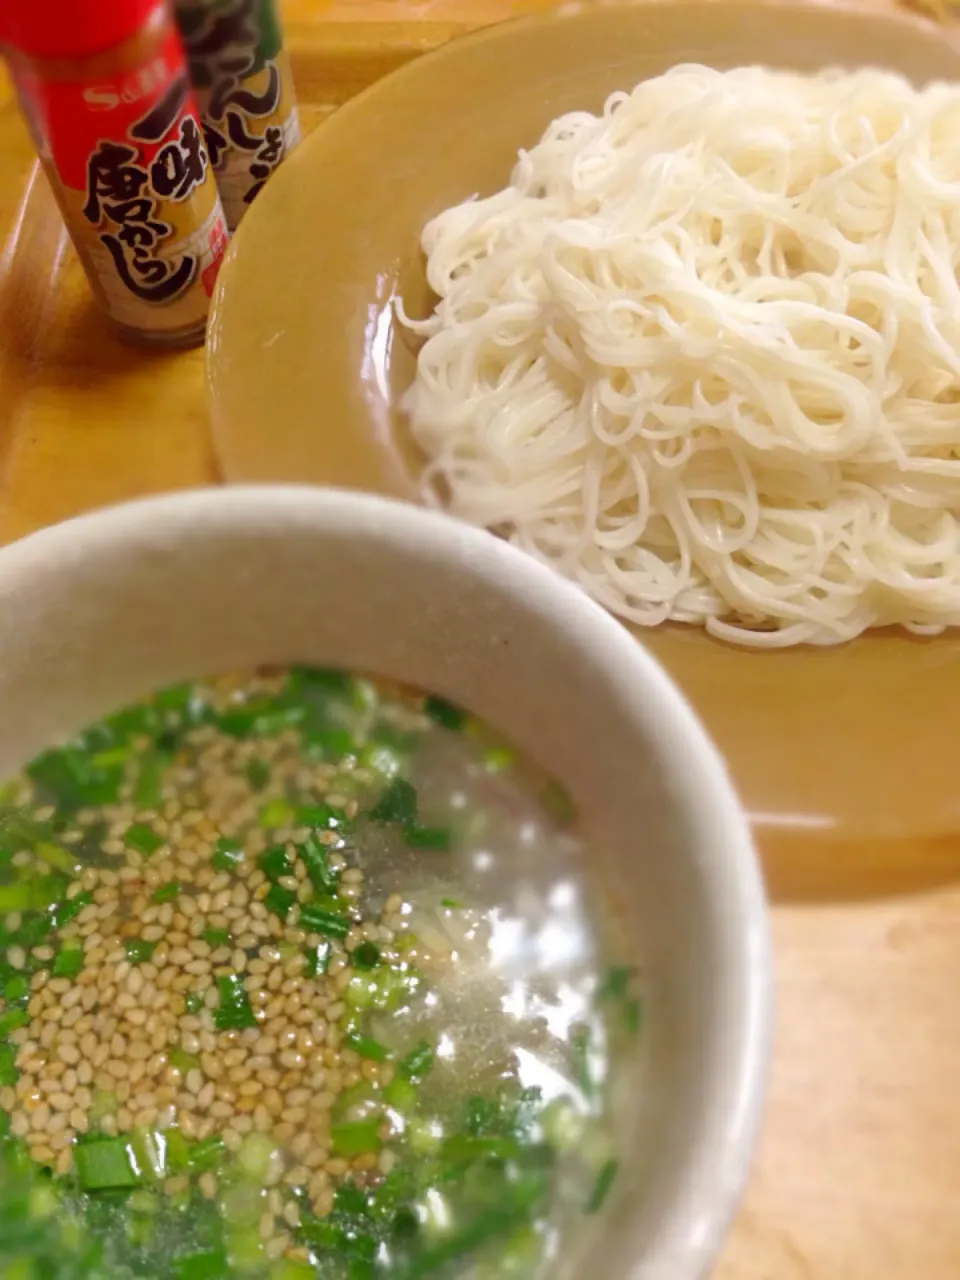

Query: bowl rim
<box><xmin>0</xmin><ymin>485</ymin><xmax>773</xmax><ymax>1278</ymax></box>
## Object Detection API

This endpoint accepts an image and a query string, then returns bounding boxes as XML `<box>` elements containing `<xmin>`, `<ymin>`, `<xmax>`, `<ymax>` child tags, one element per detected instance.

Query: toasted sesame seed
<box><xmin>2</xmin><ymin>674</ymin><xmax>440</xmax><ymax>1216</ymax></box>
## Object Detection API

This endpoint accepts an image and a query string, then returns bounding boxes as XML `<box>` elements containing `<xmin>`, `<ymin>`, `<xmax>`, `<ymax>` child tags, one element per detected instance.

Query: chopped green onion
<box><xmin>440</xmin><ymin>898</ymin><xmax>462</xmax><ymax>910</ymax></box>
<box><xmin>50</xmin><ymin>890</ymin><xmax>93</xmax><ymax>929</ymax></box>
<box><xmin>299</xmin><ymin>905</ymin><xmax>352</xmax><ymax>940</ymax></box>
<box><xmin>296</xmin><ymin>833</ymin><xmax>338</xmax><ymax>893</ymax></box>
<box><xmin>125</xmin><ymin>938</ymin><xmax>157</xmax><ymax>965</ymax></box>
<box><xmin>226</xmin><ymin>1229</ymin><xmax>263</xmax><ymax>1269</ymax></box>
<box><xmin>304</xmin><ymin>941</ymin><xmax>332</xmax><ymax>978</ymax></box>
<box><xmin>391</xmin><ymin>1206</ymin><xmax>420</xmax><ymax>1242</ymax></box>
<box><xmin>0</xmin><ymin>1006</ymin><xmax>29</xmax><ymax>1037</ymax></box>
<box><xmin>83</xmin><ymin>743</ymin><xmax>130</xmax><ymax>772</ymax></box>
<box><xmin>169</xmin><ymin>1048</ymin><xmax>201</xmax><ymax>1074</ymax></box>
<box><xmin>345</xmin><ymin>1034</ymin><xmax>390</xmax><ymax>1063</ymax></box>
<box><xmin>89</xmin><ymin>1088</ymin><xmax>117</xmax><ymax>1124</ymax></box>
<box><xmin>133</xmin><ymin>750</ymin><xmax>170</xmax><ymax>809</ymax></box>
<box><xmin>124</xmin><ymin>823</ymin><xmax>163</xmax><ymax>856</ymax></box>
<box><xmin>259</xmin><ymin>799</ymin><xmax>295</xmax><ymax>829</ymax></box>
<box><xmin>586</xmin><ymin>1158</ymin><xmax>619</xmax><ymax>1213</ymax></box>
<box><xmin>184</xmin><ymin>991</ymin><xmax>203</xmax><ymax>1015</ymax></box>
<box><xmin>245</xmin><ymin>760</ymin><xmax>270</xmax><ymax>792</ymax></box>
<box><xmin>366</xmin><ymin>965</ymin><xmax>421</xmax><ymax>1014</ymax></box>
<box><xmin>483</xmin><ymin>746</ymin><xmax>515</xmax><ymax>773</ymax></box>
<box><xmin>3</xmin><ymin>974</ymin><xmax>28</xmax><ymax>1002</ymax></box>
<box><xmin>598</xmin><ymin>965</ymin><xmax>636</xmax><ymax>1001</ymax></box>
<box><xmin>401</xmin><ymin>1203</ymin><xmax>532</xmax><ymax>1275</ymax></box>
<box><xmin>237</xmin><ymin>1132</ymin><xmax>275</xmax><ymax>1179</ymax></box>
<box><xmin>541</xmin><ymin>1097</ymin><xmax>586</xmax><ymax>1152</ymax></box>
<box><xmin>441</xmin><ymin>1132</ymin><xmax>524</xmax><ymax>1163</ymax></box>
<box><xmin>0</xmin><ymin>808</ymin><xmax>46</xmax><ymax>858</ymax></box>
<box><xmin>153</xmin><ymin>681</ymin><xmax>197</xmax><ymax>716</ymax></box>
<box><xmin>352</xmin><ymin>942</ymin><xmax>380</xmax><ymax>969</ymax></box>
<box><xmin>333</xmin><ymin>1183</ymin><xmax>369</xmax><ymax>1216</ymax></box>
<box><xmin>215</xmin><ymin>973</ymin><xmax>257</xmax><ymax>1031</ymax></box>
<box><xmin>33</xmin><ymin>841</ymin><xmax>79</xmax><ymax>875</ymax></box>
<box><xmin>212</xmin><ymin>838</ymin><xmax>244</xmax><ymax>873</ymax></box>
<box><xmin>405</xmin><ymin>825</ymin><xmax>451</xmax><ymax>852</ymax></box>
<box><xmin>26</xmin><ymin>909</ymin><xmax>61</xmax><ymax>944</ymax></box>
<box><xmin>51</xmin><ymin>947</ymin><xmax>83</xmax><ymax>979</ymax></box>
<box><xmin>383</xmin><ymin>1076</ymin><xmax>418</xmax><ymax>1115</ymax></box>
<box><xmin>164</xmin><ymin>1127</ymin><xmax>191</xmax><ymax>1172</ymax></box>
<box><xmin>127</xmin><ymin>1189</ymin><xmax>159</xmax><ymax>1216</ymax></box>
<box><xmin>201</xmin><ymin>928</ymin><xmax>230</xmax><ymax>949</ymax></box>
<box><xmin>258</xmin><ymin>846</ymin><xmax>293</xmax><ymax>881</ymax></box>
<box><xmin>296</xmin><ymin>803</ymin><xmax>343</xmax><ymax>831</ymax></box>
<box><xmin>253</xmin><ymin>705</ymin><xmax>305</xmax><ymax>736</ymax></box>
<box><xmin>302</xmin><ymin>725</ymin><xmax>354</xmax><ymax>761</ymax></box>
<box><xmin>28</xmin><ymin>1180</ymin><xmax>59</xmax><ymax>1221</ymax></box>
<box><xmin>369</xmin><ymin>778</ymin><xmax>418</xmax><ymax>826</ymax></box>
<box><xmin>622</xmin><ymin>998</ymin><xmax>642</xmax><ymax>1035</ymax></box>
<box><xmin>424</xmin><ymin>695</ymin><xmax>466</xmax><ymax>731</ymax></box>
<box><xmin>188</xmin><ymin>1134</ymin><xmax>227</xmax><ymax>1172</ymax></box>
<box><xmin>175</xmin><ymin>1250</ymin><xmax>230</xmax><ymax>1280</ymax></box>
<box><xmin>215</xmin><ymin>706</ymin><xmax>263</xmax><ymax>738</ymax></box>
<box><xmin>106</xmin><ymin>701</ymin><xmax>159</xmax><ymax>737</ymax></box>
<box><xmin>0</xmin><ymin>881</ymin><xmax>54</xmax><ymax>911</ymax></box>
<box><xmin>74</xmin><ymin>1137</ymin><xmax>141</xmax><ymax>1190</ymax></box>
<box><xmin>269</xmin><ymin>1261</ymin><xmax>315</xmax><ymax>1280</ymax></box>
<box><xmin>359</xmin><ymin>744</ymin><xmax>402</xmax><ymax>777</ymax></box>
<box><xmin>298</xmin><ymin>1217</ymin><xmax>351</xmax><ymax>1251</ymax></box>
<box><xmin>400</xmin><ymin>1041</ymin><xmax>434</xmax><ymax>1081</ymax></box>
<box><xmin>153</xmin><ymin>881</ymin><xmax>181</xmax><ymax>904</ymax></box>
<box><xmin>28</xmin><ymin>746</ymin><xmax>123</xmax><ymax>808</ymax></box>
<box><xmin>344</xmin><ymin>975</ymin><xmax>378</xmax><ymax>1010</ymax></box>
<box><xmin>541</xmin><ymin>779</ymin><xmax>576</xmax><ymax>826</ymax></box>
<box><xmin>130</xmin><ymin>1127</ymin><xmax>167</xmax><ymax>1180</ymax></box>
<box><xmin>571</xmin><ymin>1025</ymin><xmax>593</xmax><ymax>1097</ymax></box>
<box><xmin>293</xmin><ymin>666</ymin><xmax>353</xmax><ymax>696</ymax></box>
<box><xmin>597</xmin><ymin>965</ymin><xmax>643</xmax><ymax>1033</ymax></box>
<box><xmin>263</xmin><ymin>883</ymin><xmax>297</xmax><ymax>918</ymax></box>
<box><xmin>348</xmin><ymin>677</ymin><xmax>378</xmax><ymax>713</ymax></box>
<box><xmin>0</xmin><ymin>882</ymin><xmax>30</xmax><ymax>912</ymax></box>
<box><xmin>331</xmin><ymin>1118</ymin><xmax>383</xmax><ymax>1157</ymax></box>
<box><xmin>0</xmin><ymin>1037</ymin><xmax>21</xmax><ymax>1080</ymax></box>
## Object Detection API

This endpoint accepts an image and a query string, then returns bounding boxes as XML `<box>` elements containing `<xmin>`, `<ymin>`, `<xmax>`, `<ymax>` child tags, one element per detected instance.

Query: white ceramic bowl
<box><xmin>0</xmin><ymin>486</ymin><xmax>771</xmax><ymax>1279</ymax></box>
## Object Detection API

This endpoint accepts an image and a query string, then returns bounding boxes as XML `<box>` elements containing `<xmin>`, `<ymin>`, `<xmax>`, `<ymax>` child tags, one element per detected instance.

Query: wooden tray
<box><xmin>2</xmin><ymin>3</ymin><xmax>960</xmax><ymax>1276</ymax></box>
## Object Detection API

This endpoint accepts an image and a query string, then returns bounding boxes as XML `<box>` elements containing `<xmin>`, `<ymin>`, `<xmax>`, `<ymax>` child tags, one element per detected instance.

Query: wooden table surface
<box><xmin>2</xmin><ymin>2</ymin><xmax>960</xmax><ymax>1277</ymax></box>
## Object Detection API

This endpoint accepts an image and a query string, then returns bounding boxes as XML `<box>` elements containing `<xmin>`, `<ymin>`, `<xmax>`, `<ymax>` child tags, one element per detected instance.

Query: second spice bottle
<box><xmin>173</xmin><ymin>0</ymin><xmax>301</xmax><ymax>232</ymax></box>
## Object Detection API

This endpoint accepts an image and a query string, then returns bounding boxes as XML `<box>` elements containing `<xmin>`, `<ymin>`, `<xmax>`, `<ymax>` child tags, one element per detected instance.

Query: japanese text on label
<box><xmin>83</xmin><ymin>91</ymin><xmax>209</xmax><ymax>304</ymax></box>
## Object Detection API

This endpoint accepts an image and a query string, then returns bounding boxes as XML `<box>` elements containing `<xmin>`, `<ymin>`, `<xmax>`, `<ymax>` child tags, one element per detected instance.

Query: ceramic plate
<box><xmin>207</xmin><ymin>0</ymin><xmax>960</xmax><ymax>850</ymax></box>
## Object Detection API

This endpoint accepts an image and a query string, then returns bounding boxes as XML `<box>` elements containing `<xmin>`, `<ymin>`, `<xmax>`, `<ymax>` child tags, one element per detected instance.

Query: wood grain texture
<box><xmin>0</xmin><ymin>3</ymin><xmax>958</xmax><ymax>1277</ymax></box>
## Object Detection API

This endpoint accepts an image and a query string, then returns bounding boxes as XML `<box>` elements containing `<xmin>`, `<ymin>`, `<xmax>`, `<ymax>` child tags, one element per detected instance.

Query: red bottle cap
<box><xmin>0</xmin><ymin>0</ymin><xmax>163</xmax><ymax>59</ymax></box>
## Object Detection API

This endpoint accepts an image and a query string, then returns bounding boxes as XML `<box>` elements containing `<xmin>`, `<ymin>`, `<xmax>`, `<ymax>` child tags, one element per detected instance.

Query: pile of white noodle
<box><xmin>400</xmin><ymin>65</ymin><xmax>960</xmax><ymax>647</ymax></box>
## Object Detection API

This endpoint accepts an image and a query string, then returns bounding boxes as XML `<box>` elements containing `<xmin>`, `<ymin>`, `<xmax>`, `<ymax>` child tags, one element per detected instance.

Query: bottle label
<box><xmin>175</xmin><ymin>0</ymin><xmax>300</xmax><ymax>230</ymax></box>
<box><xmin>11</xmin><ymin>16</ymin><xmax>228</xmax><ymax>335</ymax></box>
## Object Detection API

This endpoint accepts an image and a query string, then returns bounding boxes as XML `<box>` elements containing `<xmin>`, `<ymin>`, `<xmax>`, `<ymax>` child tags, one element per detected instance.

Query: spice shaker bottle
<box><xmin>0</xmin><ymin>0</ymin><xmax>229</xmax><ymax>348</ymax></box>
<box><xmin>173</xmin><ymin>0</ymin><xmax>301</xmax><ymax>231</ymax></box>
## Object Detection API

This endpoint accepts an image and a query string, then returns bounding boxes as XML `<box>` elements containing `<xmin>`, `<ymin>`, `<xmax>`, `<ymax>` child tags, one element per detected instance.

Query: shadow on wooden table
<box><xmin>760</xmin><ymin>826</ymin><xmax>960</xmax><ymax>905</ymax></box>
<box><xmin>0</xmin><ymin>163</ymin><xmax>188</xmax><ymax>392</ymax></box>
<box><xmin>0</xmin><ymin>160</ymin><xmax>221</xmax><ymax>544</ymax></box>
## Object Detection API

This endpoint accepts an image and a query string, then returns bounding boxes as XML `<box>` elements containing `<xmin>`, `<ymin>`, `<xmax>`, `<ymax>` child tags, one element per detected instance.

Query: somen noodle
<box><xmin>400</xmin><ymin>65</ymin><xmax>960</xmax><ymax>647</ymax></box>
